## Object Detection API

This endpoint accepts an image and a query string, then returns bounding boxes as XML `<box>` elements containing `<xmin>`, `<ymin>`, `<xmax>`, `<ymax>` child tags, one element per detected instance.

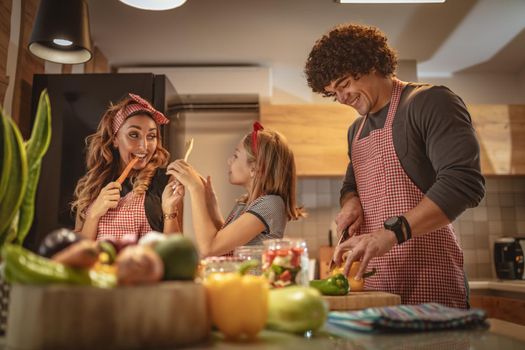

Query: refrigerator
<box><xmin>26</xmin><ymin>73</ymin><xmax>185</xmax><ymax>251</ymax></box>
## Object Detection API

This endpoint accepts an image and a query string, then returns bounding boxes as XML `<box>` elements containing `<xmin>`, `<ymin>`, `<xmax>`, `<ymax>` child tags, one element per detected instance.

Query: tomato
<box><xmin>276</xmin><ymin>249</ymin><xmax>289</xmax><ymax>257</ymax></box>
<box><xmin>291</xmin><ymin>247</ymin><xmax>303</xmax><ymax>255</ymax></box>
<box><xmin>290</xmin><ymin>254</ymin><xmax>299</xmax><ymax>267</ymax></box>
<box><xmin>280</xmin><ymin>270</ymin><xmax>292</xmax><ymax>282</ymax></box>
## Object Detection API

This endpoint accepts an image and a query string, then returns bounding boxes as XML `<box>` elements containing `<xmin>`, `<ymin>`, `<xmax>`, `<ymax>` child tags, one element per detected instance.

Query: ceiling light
<box><xmin>53</xmin><ymin>39</ymin><xmax>73</xmax><ymax>46</ymax></box>
<box><xmin>119</xmin><ymin>0</ymin><xmax>188</xmax><ymax>11</ymax></box>
<box><xmin>338</xmin><ymin>0</ymin><xmax>445</xmax><ymax>3</ymax></box>
<box><xmin>29</xmin><ymin>0</ymin><xmax>92</xmax><ymax>64</ymax></box>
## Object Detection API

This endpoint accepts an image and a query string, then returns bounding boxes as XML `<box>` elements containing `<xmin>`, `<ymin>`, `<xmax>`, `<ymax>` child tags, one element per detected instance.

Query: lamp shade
<box><xmin>29</xmin><ymin>0</ymin><xmax>92</xmax><ymax>64</ymax></box>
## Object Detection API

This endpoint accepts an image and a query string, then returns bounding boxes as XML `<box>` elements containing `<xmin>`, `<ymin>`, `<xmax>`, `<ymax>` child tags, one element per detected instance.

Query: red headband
<box><xmin>112</xmin><ymin>93</ymin><xmax>169</xmax><ymax>135</ymax></box>
<box><xmin>251</xmin><ymin>121</ymin><xmax>264</xmax><ymax>156</ymax></box>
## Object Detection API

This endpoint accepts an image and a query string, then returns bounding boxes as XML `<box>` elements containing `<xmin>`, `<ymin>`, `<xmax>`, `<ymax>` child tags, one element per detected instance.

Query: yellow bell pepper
<box><xmin>203</xmin><ymin>262</ymin><xmax>268</xmax><ymax>340</ymax></box>
<box><xmin>331</xmin><ymin>261</ymin><xmax>376</xmax><ymax>292</ymax></box>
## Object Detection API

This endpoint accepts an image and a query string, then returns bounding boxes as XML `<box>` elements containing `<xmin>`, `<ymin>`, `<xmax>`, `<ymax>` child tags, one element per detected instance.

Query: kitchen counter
<box><xmin>196</xmin><ymin>318</ymin><xmax>524</xmax><ymax>350</ymax></box>
<box><xmin>1</xmin><ymin>318</ymin><xmax>524</xmax><ymax>349</ymax></box>
<box><xmin>469</xmin><ymin>279</ymin><xmax>525</xmax><ymax>294</ymax></box>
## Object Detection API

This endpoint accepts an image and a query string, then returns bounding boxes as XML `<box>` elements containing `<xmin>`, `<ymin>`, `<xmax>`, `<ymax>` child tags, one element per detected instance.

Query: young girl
<box><xmin>169</xmin><ymin>122</ymin><xmax>304</xmax><ymax>257</ymax></box>
<box><xmin>72</xmin><ymin>93</ymin><xmax>184</xmax><ymax>241</ymax></box>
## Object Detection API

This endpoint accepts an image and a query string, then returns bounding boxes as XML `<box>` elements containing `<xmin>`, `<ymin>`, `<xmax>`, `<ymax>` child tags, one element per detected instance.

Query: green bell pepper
<box><xmin>309</xmin><ymin>273</ymin><xmax>349</xmax><ymax>296</ymax></box>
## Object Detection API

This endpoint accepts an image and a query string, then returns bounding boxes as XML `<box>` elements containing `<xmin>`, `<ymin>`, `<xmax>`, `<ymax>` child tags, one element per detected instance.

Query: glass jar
<box><xmin>199</xmin><ymin>256</ymin><xmax>243</xmax><ymax>279</ymax></box>
<box><xmin>262</xmin><ymin>239</ymin><xmax>309</xmax><ymax>288</ymax></box>
<box><xmin>233</xmin><ymin>245</ymin><xmax>265</xmax><ymax>276</ymax></box>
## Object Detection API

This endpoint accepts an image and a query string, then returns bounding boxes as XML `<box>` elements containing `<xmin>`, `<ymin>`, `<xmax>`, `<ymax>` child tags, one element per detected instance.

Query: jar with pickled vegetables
<box><xmin>262</xmin><ymin>239</ymin><xmax>309</xmax><ymax>288</ymax></box>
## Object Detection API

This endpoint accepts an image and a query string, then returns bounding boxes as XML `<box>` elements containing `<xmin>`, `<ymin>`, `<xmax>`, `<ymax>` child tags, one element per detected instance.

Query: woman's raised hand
<box><xmin>162</xmin><ymin>179</ymin><xmax>185</xmax><ymax>214</ymax></box>
<box><xmin>89</xmin><ymin>182</ymin><xmax>121</xmax><ymax>219</ymax></box>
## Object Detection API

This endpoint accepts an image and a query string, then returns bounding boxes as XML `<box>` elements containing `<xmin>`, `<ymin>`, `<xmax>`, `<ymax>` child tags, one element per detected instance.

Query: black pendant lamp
<box><xmin>29</xmin><ymin>0</ymin><xmax>92</xmax><ymax>64</ymax></box>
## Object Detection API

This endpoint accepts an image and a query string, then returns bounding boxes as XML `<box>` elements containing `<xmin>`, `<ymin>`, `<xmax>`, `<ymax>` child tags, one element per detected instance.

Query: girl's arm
<box><xmin>169</xmin><ymin>160</ymin><xmax>266</xmax><ymax>257</ymax></box>
<box><xmin>202</xmin><ymin>175</ymin><xmax>224</xmax><ymax>230</ymax></box>
<box><xmin>188</xmin><ymin>184</ymin><xmax>265</xmax><ymax>257</ymax></box>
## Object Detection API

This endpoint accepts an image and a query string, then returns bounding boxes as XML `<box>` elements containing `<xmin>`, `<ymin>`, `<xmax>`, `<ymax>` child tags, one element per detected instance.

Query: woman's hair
<box><xmin>241</xmin><ymin>129</ymin><xmax>304</xmax><ymax>221</ymax></box>
<box><xmin>304</xmin><ymin>23</ymin><xmax>398</xmax><ymax>97</ymax></box>
<box><xmin>71</xmin><ymin>96</ymin><xmax>170</xmax><ymax>223</ymax></box>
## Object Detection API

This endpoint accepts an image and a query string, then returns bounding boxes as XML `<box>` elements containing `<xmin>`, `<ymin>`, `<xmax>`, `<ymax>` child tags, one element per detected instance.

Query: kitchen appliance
<box><xmin>26</xmin><ymin>73</ymin><xmax>185</xmax><ymax>251</ymax></box>
<box><xmin>494</xmin><ymin>237</ymin><xmax>525</xmax><ymax>280</ymax></box>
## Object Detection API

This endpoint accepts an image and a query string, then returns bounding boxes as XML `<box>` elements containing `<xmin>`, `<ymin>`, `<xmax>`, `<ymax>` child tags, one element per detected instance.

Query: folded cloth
<box><xmin>328</xmin><ymin>303</ymin><xmax>487</xmax><ymax>333</ymax></box>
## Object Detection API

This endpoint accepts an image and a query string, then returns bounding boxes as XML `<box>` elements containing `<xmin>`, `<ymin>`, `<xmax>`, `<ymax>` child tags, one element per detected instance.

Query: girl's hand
<box><xmin>162</xmin><ymin>179</ymin><xmax>185</xmax><ymax>214</ymax></box>
<box><xmin>89</xmin><ymin>182</ymin><xmax>121</xmax><ymax>219</ymax></box>
<box><xmin>167</xmin><ymin>160</ymin><xmax>203</xmax><ymax>192</ymax></box>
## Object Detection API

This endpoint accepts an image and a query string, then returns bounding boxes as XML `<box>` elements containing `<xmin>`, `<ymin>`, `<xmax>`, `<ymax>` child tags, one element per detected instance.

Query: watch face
<box><xmin>385</xmin><ymin>216</ymin><xmax>399</xmax><ymax>227</ymax></box>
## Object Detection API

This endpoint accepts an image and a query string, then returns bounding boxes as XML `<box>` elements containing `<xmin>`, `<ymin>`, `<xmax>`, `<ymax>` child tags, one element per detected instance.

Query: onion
<box><xmin>116</xmin><ymin>245</ymin><xmax>164</xmax><ymax>285</ymax></box>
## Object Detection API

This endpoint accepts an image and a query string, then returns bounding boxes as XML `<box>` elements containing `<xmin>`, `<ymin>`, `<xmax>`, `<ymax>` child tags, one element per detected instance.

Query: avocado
<box><xmin>153</xmin><ymin>235</ymin><xmax>199</xmax><ymax>280</ymax></box>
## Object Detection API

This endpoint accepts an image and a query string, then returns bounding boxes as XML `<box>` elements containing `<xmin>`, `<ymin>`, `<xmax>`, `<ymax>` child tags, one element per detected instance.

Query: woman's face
<box><xmin>227</xmin><ymin>139</ymin><xmax>255</xmax><ymax>187</ymax></box>
<box><xmin>113</xmin><ymin>114</ymin><xmax>158</xmax><ymax>170</ymax></box>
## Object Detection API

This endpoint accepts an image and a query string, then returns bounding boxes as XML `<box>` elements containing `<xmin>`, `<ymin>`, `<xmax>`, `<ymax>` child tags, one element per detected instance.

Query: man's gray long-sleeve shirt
<box><xmin>341</xmin><ymin>83</ymin><xmax>485</xmax><ymax>221</ymax></box>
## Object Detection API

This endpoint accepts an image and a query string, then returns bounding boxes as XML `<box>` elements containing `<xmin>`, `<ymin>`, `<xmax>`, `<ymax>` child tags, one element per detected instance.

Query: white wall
<box><xmin>422</xmin><ymin>72</ymin><xmax>525</xmax><ymax>104</ymax></box>
<box><xmin>118</xmin><ymin>66</ymin><xmax>271</xmax><ymax>98</ymax></box>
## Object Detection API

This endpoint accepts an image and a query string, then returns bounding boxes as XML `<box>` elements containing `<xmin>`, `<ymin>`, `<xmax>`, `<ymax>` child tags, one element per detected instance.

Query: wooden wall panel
<box><xmin>261</xmin><ymin>103</ymin><xmax>359</xmax><ymax>176</ymax></box>
<box><xmin>0</xmin><ymin>0</ymin><xmax>12</xmax><ymax>103</ymax></box>
<box><xmin>262</xmin><ymin>103</ymin><xmax>525</xmax><ymax>176</ymax></box>
<box><xmin>61</xmin><ymin>64</ymin><xmax>72</xmax><ymax>74</ymax></box>
<box><xmin>84</xmin><ymin>46</ymin><xmax>109</xmax><ymax>74</ymax></box>
<box><xmin>469</xmin><ymin>105</ymin><xmax>525</xmax><ymax>175</ymax></box>
<box><xmin>12</xmin><ymin>0</ymin><xmax>44</xmax><ymax>138</ymax></box>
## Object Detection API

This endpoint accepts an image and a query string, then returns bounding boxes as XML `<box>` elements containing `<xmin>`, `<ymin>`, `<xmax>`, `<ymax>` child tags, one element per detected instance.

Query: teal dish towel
<box><xmin>328</xmin><ymin>303</ymin><xmax>487</xmax><ymax>332</ymax></box>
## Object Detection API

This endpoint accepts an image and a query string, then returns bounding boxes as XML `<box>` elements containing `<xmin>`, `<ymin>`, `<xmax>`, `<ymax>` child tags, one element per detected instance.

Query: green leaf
<box><xmin>17</xmin><ymin>90</ymin><xmax>52</xmax><ymax>243</ymax></box>
<box><xmin>0</xmin><ymin>117</ymin><xmax>28</xmax><ymax>240</ymax></box>
<box><xmin>0</xmin><ymin>107</ymin><xmax>13</xmax><ymax>204</ymax></box>
<box><xmin>25</xmin><ymin>90</ymin><xmax>52</xmax><ymax>167</ymax></box>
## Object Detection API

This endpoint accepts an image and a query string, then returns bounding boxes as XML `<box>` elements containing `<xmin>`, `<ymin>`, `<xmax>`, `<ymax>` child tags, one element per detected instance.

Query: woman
<box><xmin>72</xmin><ymin>93</ymin><xmax>184</xmax><ymax>241</ymax></box>
<box><xmin>170</xmin><ymin>122</ymin><xmax>304</xmax><ymax>257</ymax></box>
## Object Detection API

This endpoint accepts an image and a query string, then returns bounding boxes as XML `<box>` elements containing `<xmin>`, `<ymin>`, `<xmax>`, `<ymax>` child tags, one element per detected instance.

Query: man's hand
<box><xmin>335</xmin><ymin>193</ymin><xmax>363</xmax><ymax>237</ymax></box>
<box><xmin>333</xmin><ymin>228</ymin><xmax>397</xmax><ymax>280</ymax></box>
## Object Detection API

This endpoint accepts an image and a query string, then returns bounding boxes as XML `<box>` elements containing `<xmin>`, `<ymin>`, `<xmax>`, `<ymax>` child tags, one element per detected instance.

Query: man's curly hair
<box><xmin>305</xmin><ymin>24</ymin><xmax>398</xmax><ymax>97</ymax></box>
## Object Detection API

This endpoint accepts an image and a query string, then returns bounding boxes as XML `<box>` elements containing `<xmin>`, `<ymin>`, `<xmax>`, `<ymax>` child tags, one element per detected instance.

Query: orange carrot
<box><xmin>116</xmin><ymin>157</ymin><xmax>139</xmax><ymax>184</ymax></box>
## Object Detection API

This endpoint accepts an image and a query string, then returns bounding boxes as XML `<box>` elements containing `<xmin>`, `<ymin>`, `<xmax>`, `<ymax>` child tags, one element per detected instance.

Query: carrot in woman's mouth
<box><xmin>116</xmin><ymin>157</ymin><xmax>139</xmax><ymax>184</ymax></box>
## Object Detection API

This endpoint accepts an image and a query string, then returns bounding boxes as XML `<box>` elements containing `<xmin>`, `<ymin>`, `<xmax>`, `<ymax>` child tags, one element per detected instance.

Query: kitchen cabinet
<box><xmin>470</xmin><ymin>294</ymin><xmax>525</xmax><ymax>326</ymax></box>
<box><xmin>470</xmin><ymin>105</ymin><xmax>525</xmax><ymax>175</ymax></box>
<box><xmin>260</xmin><ymin>103</ymin><xmax>358</xmax><ymax>176</ymax></box>
<box><xmin>261</xmin><ymin>103</ymin><xmax>525</xmax><ymax>176</ymax></box>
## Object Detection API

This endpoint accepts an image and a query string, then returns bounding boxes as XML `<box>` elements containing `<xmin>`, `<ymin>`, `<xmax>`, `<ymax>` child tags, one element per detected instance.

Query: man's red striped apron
<box><xmin>351</xmin><ymin>79</ymin><xmax>467</xmax><ymax>308</ymax></box>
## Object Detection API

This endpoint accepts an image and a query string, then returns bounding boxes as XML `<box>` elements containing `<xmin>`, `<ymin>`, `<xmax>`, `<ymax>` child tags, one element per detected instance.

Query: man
<box><xmin>304</xmin><ymin>24</ymin><xmax>485</xmax><ymax>308</ymax></box>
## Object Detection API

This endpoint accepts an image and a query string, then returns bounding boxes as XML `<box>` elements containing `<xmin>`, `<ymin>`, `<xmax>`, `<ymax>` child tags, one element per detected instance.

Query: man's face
<box><xmin>324</xmin><ymin>71</ymin><xmax>383</xmax><ymax>115</ymax></box>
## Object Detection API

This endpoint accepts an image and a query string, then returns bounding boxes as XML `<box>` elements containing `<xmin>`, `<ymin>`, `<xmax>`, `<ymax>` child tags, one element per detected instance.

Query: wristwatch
<box><xmin>384</xmin><ymin>216</ymin><xmax>411</xmax><ymax>244</ymax></box>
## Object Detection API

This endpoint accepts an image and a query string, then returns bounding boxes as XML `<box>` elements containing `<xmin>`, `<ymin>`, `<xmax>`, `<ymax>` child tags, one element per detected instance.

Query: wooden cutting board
<box><xmin>7</xmin><ymin>281</ymin><xmax>210</xmax><ymax>350</ymax></box>
<box><xmin>324</xmin><ymin>291</ymin><xmax>401</xmax><ymax>311</ymax></box>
